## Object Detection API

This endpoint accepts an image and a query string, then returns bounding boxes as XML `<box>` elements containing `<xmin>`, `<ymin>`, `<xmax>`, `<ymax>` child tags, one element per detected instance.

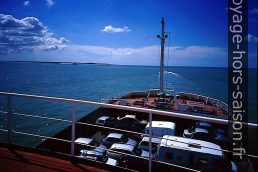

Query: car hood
<box><xmin>141</xmin><ymin>150</ymin><xmax>152</xmax><ymax>158</ymax></box>
<box><xmin>126</xmin><ymin>138</ymin><xmax>137</xmax><ymax>146</ymax></box>
<box><xmin>86</xmin><ymin>150</ymin><xmax>103</xmax><ymax>156</ymax></box>
<box><xmin>106</xmin><ymin>158</ymin><xmax>118</xmax><ymax>166</ymax></box>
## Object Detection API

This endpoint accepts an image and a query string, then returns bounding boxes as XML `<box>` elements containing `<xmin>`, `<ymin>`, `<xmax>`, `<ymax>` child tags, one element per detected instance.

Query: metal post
<box><xmin>159</xmin><ymin>17</ymin><xmax>165</xmax><ymax>93</ymax></box>
<box><xmin>148</xmin><ymin>112</ymin><xmax>152</xmax><ymax>172</ymax></box>
<box><xmin>71</xmin><ymin>103</ymin><xmax>76</xmax><ymax>156</ymax></box>
<box><xmin>7</xmin><ymin>95</ymin><xmax>12</xmax><ymax>144</ymax></box>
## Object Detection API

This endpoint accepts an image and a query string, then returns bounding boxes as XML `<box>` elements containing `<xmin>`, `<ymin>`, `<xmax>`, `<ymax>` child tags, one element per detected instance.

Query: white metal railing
<box><xmin>0</xmin><ymin>92</ymin><xmax>257</xmax><ymax>172</ymax></box>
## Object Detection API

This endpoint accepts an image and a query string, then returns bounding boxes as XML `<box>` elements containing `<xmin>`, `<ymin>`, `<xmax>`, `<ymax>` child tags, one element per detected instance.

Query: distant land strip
<box><xmin>0</xmin><ymin>61</ymin><xmax>110</xmax><ymax>65</ymax></box>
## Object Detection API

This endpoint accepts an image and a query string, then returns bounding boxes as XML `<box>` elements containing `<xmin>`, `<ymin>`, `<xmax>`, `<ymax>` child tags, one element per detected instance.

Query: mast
<box><xmin>157</xmin><ymin>17</ymin><xmax>167</xmax><ymax>94</ymax></box>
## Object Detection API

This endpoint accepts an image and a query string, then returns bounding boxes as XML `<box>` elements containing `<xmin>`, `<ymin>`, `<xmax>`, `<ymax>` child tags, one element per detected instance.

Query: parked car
<box><xmin>144</xmin><ymin>121</ymin><xmax>176</xmax><ymax>138</ymax></box>
<box><xmin>195</xmin><ymin>122</ymin><xmax>212</xmax><ymax>130</ymax></box>
<box><xmin>95</xmin><ymin>116</ymin><xmax>117</xmax><ymax>127</ymax></box>
<box><xmin>103</xmin><ymin>133</ymin><xmax>137</xmax><ymax>148</ymax></box>
<box><xmin>79</xmin><ymin>144</ymin><xmax>107</xmax><ymax>162</ymax></box>
<box><xmin>107</xmin><ymin>143</ymin><xmax>152</xmax><ymax>169</ymax></box>
<box><xmin>195</xmin><ymin>122</ymin><xmax>226</xmax><ymax>135</ymax></box>
<box><xmin>184</xmin><ymin>122</ymin><xmax>227</xmax><ymax>144</ymax></box>
<box><xmin>183</xmin><ymin>127</ymin><xmax>213</xmax><ymax>140</ymax></box>
<box><xmin>138</xmin><ymin>136</ymin><xmax>161</xmax><ymax>153</ymax></box>
<box><xmin>116</xmin><ymin>115</ymin><xmax>148</xmax><ymax>131</ymax></box>
<box><xmin>183</xmin><ymin>127</ymin><xmax>227</xmax><ymax>144</ymax></box>
<box><xmin>74</xmin><ymin>137</ymin><xmax>99</xmax><ymax>154</ymax></box>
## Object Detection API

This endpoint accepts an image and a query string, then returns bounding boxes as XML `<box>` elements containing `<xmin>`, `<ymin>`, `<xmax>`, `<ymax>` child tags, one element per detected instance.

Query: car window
<box><xmin>98</xmin><ymin>119</ymin><xmax>104</xmax><ymax>124</ymax></box>
<box><xmin>105</xmin><ymin>137</ymin><xmax>113</xmax><ymax>142</ymax></box>
<box><xmin>140</xmin><ymin>141</ymin><xmax>148</xmax><ymax>147</ymax></box>
<box><xmin>121</xmin><ymin>136</ymin><xmax>128</xmax><ymax>143</ymax></box>
<box><xmin>165</xmin><ymin>152</ymin><xmax>173</xmax><ymax>160</ymax></box>
<box><xmin>123</xmin><ymin>150</ymin><xmax>133</xmax><ymax>155</ymax></box>
<box><xmin>121</xmin><ymin>118</ymin><xmax>137</xmax><ymax>123</ymax></box>
<box><xmin>90</xmin><ymin>140</ymin><xmax>98</xmax><ymax>147</ymax></box>
<box><xmin>189</xmin><ymin>127</ymin><xmax>195</xmax><ymax>133</ymax></box>
<box><xmin>195</xmin><ymin>133</ymin><xmax>209</xmax><ymax>139</ymax></box>
<box><xmin>132</xmin><ymin>148</ymin><xmax>140</xmax><ymax>155</ymax></box>
<box><xmin>176</xmin><ymin>156</ymin><xmax>184</xmax><ymax>161</ymax></box>
<box><xmin>152</xmin><ymin>142</ymin><xmax>158</xmax><ymax>148</ymax></box>
<box><xmin>113</xmin><ymin>138</ymin><xmax>121</xmax><ymax>143</ymax></box>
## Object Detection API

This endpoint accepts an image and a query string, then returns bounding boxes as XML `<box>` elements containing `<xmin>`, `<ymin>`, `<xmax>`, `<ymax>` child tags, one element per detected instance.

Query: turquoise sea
<box><xmin>0</xmin><ymin>62</ymin><xmax>257</xmax><ymax>146</ymax></box>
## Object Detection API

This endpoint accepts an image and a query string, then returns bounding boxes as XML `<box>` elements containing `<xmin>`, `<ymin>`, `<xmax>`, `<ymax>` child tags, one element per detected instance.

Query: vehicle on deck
<box><xmin>138</xmin><ymin>136</ymin><xmax>161</xmax><ymax>154</ymax></box>
<box><xmin>107</xmin><ymin>143</ymin><xmax>152</xmax><ymax>169</ymax></box>
<box><xmin>95</xmin><ymin>116</ymin><xmax>117</xmax><ymax>127</ymax></box>
<box><xmin>74</xmin><ymin>137</ymin><xmax>99</xmax><ymax>154</ymax></box>
<box><xmin>183</xmin><ymin>127</ymin><xmax>226</xmax><ymax>144</ymax></box>
<box><xmin>156</xmin><ymin>135</ymin><xmax>236</xmax><ymax>172</ymax></box>
<box><xmin>103</xmin><ymin>133</ymin><xmax>137</xmax><ymax>148</ymax></box>
<box><xmin>116</xmin><ymin>115</ymin><xmax>148</xmax><ymax>131</ymax></box>
<box><xmin>79</xmin><ymin>144</ymin><xmax>108</xmax><ymax>162</ymax></box>
<box><xmin>144</xmin><ymin>121</ymin><xmax>176</xmax><ymax>138</ymax></box>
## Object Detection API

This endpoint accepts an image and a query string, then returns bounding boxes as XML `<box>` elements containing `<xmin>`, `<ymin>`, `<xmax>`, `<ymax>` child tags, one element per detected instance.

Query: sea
<box><xmin>0</xmin><ymin>62</ymin><xmax>257</xmax><ymax>147</ymax></box>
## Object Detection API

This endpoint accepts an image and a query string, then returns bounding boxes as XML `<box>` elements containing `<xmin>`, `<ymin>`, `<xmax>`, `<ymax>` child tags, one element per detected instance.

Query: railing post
<box><xmin>7</xmin><ymin>95</ymin><xmax>12</xmax><ymax>144</ymax></box>
<box><xmin>71</xmin><ymin>103</ymin><xmax>76</xmax><ymax>156</ymax></box>
<box><xmin>148</xmin><ymin>112</ymin><xmax>152</xmax><ymax>172</ymax></box>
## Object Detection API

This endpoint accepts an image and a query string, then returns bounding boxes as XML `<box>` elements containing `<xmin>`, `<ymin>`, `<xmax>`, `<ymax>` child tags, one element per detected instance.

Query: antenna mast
<box><xmin>157</xmin><ymin>17</ymin><xmax>167</xmax><ymax>93</ymax></box>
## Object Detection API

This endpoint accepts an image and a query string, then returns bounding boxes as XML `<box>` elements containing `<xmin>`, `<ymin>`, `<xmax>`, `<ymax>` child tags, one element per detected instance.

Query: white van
<box><xmin>157</xmin><ymin>135</ymin><xmax>237</xmax><ymax>172</ymax></box>
<box><xmin>144</xmin><ymin>121</ymin><xmax>176</xmax><ymax>138</ymax></box>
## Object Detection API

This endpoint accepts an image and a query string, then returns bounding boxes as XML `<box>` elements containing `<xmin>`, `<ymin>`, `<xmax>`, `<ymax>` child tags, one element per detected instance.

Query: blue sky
<box><xmin>0</xmin><ymin>0</ymin><xmax>257</xmax><ymax>67</ymax></box>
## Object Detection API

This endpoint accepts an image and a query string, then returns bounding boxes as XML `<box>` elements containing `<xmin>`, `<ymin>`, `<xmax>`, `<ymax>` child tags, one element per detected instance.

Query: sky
<box><xmin>0</xmin><ymin>0</ymin><xmax>257</xmax><ymax>67</ymax></box>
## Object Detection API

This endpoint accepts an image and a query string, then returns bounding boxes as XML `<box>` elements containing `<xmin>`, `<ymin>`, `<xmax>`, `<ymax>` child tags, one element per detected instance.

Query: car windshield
<box><xmin>111</xmin><ymin>148</ymin><xmax>132</xmax><ymax>155</ymax></box>
<box><xmin>133</xmin><ymin>148</ymin><xmax>141</xmax><ymax>155</ymax></box>
<box><xmin>189</xmin><ymin>127</ymin><xmax>195</xmax><ymax>133</ymax></box>
<box><xmin>121</xmin><ymin>136</ymin><xmax>128</xmax><ymax>143</ymax></box>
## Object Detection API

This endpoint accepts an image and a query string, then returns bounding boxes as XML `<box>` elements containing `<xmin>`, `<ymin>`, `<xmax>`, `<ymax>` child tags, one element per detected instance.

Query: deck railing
<box><xmin>0</xmin><ymin>92</ymin><xmax>257</xmax><ymax>172</ymax></box>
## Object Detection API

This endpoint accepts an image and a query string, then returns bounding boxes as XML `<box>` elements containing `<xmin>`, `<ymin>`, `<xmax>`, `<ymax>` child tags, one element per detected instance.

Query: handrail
<box><xmin>0</xmin><ymin>92</ymin><xmax>257</xmax><ymax>127</ymax></box>
<box><xmin>1</xmin><ymin>110</ymin><xmax>257</xmax><ymax>158</ymax></box>
<box><xmin>0</xmin><ymin>91</ymin><xmax>257</xmax><ymax>172</ymax></box>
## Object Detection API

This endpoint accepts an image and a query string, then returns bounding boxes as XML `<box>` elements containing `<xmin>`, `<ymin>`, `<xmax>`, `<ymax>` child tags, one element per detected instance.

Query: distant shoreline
<box><xmin>0</xmin><ymin>61</ymin><xmax>110</xmax><ymax>65</ymax></box>
<box><xmin>0</xmin><ymin>61</ymin><xmax>255</xmax><ymax>68</ymax></box>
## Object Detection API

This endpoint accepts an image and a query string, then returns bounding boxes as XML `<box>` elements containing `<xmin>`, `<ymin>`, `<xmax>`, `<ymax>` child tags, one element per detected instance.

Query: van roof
<box><xmin>141</xmin><ymin>137</ymin><xmax>161</xmax><ymax>143</ymax></box>
<box><xmin>160</xmin><ymin>135</ymin><xmax>223</xmax><ymax>156</ymax></box>
<box><xmin>110</xmin><ymin>143</ymin><xmax>134</xmax><ymax>152</ymax></box>
<box><xmin>146</xmin><ymin>121</ymin><xmax>175</xmax><ymax>129</ymax></box>
<box><xmin>75</xmin><ymin>137</ymin><xmax>93</xmax><ymax>145</ymax></box>
<box><xmin>107</xmin><ymin>133</ymin><xmax>123</xmax><ymax>139</ymax></box>
<box><xmin>98</xmin><ymin>116</ymin><xmax>110</xmax><ymax>121</ymax></box>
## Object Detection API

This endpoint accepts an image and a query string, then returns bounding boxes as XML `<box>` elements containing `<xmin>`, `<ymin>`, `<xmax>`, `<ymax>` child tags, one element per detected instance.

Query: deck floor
<box><xmin>0</xmin><ymin>146</ymin><xmax>107</xmax><ymax>172</ymax></box>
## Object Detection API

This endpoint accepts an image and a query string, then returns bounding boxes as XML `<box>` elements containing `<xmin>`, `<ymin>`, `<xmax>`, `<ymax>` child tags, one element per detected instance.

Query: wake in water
<box><xmin>164</xmin><ymin>70</ymin><xmax>182</xmax><ymax>77</ymax></box>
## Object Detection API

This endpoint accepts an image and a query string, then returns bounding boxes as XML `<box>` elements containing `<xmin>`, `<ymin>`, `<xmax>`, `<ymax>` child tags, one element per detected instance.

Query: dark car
<box><xmin>107</xmin><ymin>143</ymin><xmax>152</xmax><ymax>169</ymax></box>
<box><xmin>74</xmin><ymin>137</ymin><xmax>99</xmax><ymax>155</ymax></box>
<box><xmin>102</xmin><ymin>133</ymin><xmax>137</xmax><ymax>148</ymax></box>
<box><xmin>116</xmin><ymin>115</ymin><xmax>148</xmax><ymax>131</ymax></box>
<box><xmin>195</xmin><ymin>122</ymin><xmax>226</xmax><ymax>135</ymax></box>
<box><xmin>80</xmin><ymin>144</ymin><xmax>108</xmax><ymax>162</ymax></box>
<box><xmin>183</xmin><ymin>127</ymin><xmax>213</xmax><ymax>141</ymax></box>
<box><xmin>195</xmin><ymin>122</ymin><xmax>213</xmax><ymax>130</ymax></box>
<box><xmin>183</xmin><ymin>127</ymin><xmax>226</xmax><ymax>144</ymax></box>
<box><xmin>95</xmin><ymin>116</ymin><xmax>117</xmax><ymax>127</ymax></box>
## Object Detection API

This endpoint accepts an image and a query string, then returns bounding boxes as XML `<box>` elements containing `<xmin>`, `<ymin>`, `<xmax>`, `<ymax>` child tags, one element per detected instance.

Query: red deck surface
<box><xmin>0</xmin><ymin>146</ymin><xmax>108</xmax><ymax>172</ymax></box>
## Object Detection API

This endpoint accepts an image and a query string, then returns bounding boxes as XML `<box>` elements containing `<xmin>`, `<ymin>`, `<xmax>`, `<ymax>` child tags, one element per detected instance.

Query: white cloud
<box><xmin>249</xmin><ymin>8</ymin><xmax>258</xmax><ymax>14</ymax></box>
<box><xmin>18</xmin><ymin>44</ymin><xmax>225</xmax><ymax>66</ymax></box>
<box><xmin>246</xmin><ymin>34</ymin><xmax>258</xmax><ymax>43</ymax></box>
<box><xmin>0</xmin><ymin>14</ymin><xmax>69</xmax><ymax>54</ymax></box>
<box><xmin>46</xmin><ymin>0</ymin><xmax>55</xmax><ymax>7</ymax></box>
<box><xmin>101</xmin><ymin>25</ymin><xmax>132</xmax><ymax>33</ymax></box>
<box><xmin>24</xmin><ymin>1</ymin><xmax>30</xmax><ymax>6</ymax></box>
